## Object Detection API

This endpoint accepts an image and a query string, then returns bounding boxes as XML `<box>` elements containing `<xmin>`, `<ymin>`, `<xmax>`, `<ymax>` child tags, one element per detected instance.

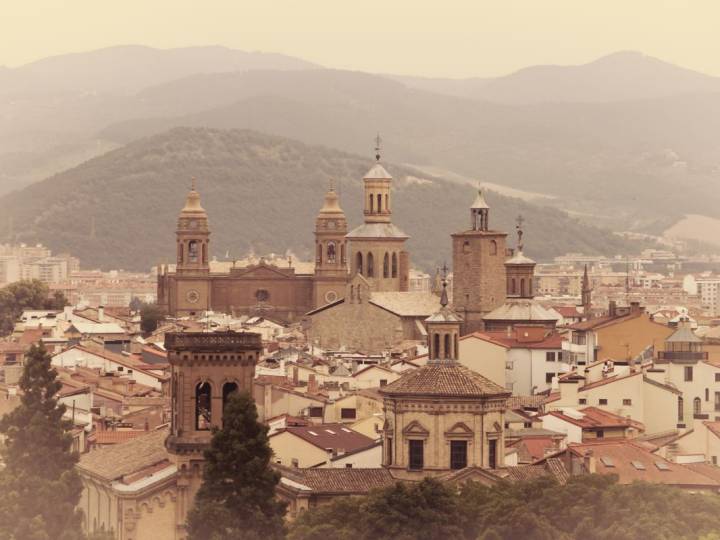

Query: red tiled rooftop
<box><xmin>272</xmin><ymin>423</ymin><xmax>375</xmax><ymax>454</ymax></box>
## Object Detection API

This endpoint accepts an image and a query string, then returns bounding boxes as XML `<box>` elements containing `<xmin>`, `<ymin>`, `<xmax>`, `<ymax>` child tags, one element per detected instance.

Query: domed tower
<box><xmin>380</xmin><ymin>275</ymin><xmax>509</xmax><ymax>478</ymax></box>
<box><xmin>347</xmin><ymin>137</ymin><xmax>410</xmax><ymax>292</ymax></box>
<box><xmin>174</xmin><ymin>180</ymin><xmax>212</xmax><ymax>315</ymax></box>
<box><xmin>505</xmin><ymin>215</ymin><xmax>536</xmax><ymax>299</ymax></box>
<box><xmin>313</xmin><ymin>180</ymin><xmax>349</xmax><ymax>307</ymax></box>
<box><xmin>451</xmin><ymin>187</ymin><xmax>507</xmax><ymax>334</ymax></box>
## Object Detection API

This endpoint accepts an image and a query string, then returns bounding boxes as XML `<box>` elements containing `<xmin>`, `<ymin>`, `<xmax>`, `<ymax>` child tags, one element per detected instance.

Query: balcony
<box><xmin>656</xmin><ymin>351</ymin><xmax>708</xmax><ymax>363</ymax></box>
<box><xmin>165</xmin><ymin>331</ymin><xmax>262</xmax><ymax>352</ymax></box>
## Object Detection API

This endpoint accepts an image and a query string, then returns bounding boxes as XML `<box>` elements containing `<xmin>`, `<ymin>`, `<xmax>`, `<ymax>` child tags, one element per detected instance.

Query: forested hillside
<box><xmin>0</xmin><ymin>128</ymin><xmax>645</xmax><ymax>271</ymax></box>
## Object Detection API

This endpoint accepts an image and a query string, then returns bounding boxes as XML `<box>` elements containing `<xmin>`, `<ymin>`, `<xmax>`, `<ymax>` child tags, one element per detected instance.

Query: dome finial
<box><xmin>440</xmin><ymin>262</ymin><xmax>449</xmax><ymax>307</ymax></box>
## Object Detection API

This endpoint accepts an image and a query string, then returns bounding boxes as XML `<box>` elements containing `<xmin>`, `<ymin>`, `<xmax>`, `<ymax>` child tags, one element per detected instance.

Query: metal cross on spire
<box><xmin>191</xmin><ymin>177</ymin><xmax>197</xmax><ymax>191</ymax></box>
<box><xmin>329</xmin><ymin>178</ymin><xmax>335</xmax><ymax>192</ymax></box>
<box><xmin>516</xmin><ymin>214</ymin><xmax>525</xmax><ymax>252</ymax></box>
<box><xmin>374</xmin><ymin>133</ymin><xmax>382</xmax><ymax>162</ymax></box>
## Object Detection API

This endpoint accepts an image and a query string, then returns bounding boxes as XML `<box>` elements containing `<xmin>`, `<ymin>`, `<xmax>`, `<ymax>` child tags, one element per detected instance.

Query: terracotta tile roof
<box><xmin>553</xmin><ymin>306</ymin><xmax>582</xmax><ymax>318</ymax></box>
<box><xmin>578</xmin><ymin>370</ymin><xmax>641</xmax><ymax>392</ymax></box>
<box><xmin>568</xmin><ymin>440</ymin><xmax>720</xmax><ymax>488</ymax></box>
<box><xmin>477</xmin><ymin>331</ymin><xmax>564</xmax><ymax>350</ymax></box>
<box><xmin>78</xmin><ymin>428</ymin><xmax>169</xmax><ymax>481</ymax></box>
<box><xmin>380</xmin><ymin>362</ymin><xmax>509</xmax><ymax>398</ymax></box>
<box><xmin>369</xmin><ymin>292</ymin><xmax>440</xmax><ymax>317</ymax></box>
<box><xmin>703</xmin><ymin>422</ymin><xmax>720</xmax><ymax>439</ymax></box>
<box><xmin>504</xmin><ymin>458</ymin><xmax>569</xmax><ymax>485</ymax></box>
<box><xmin>94</xmin><ymin>430</ymin><xmax>149</xmax><ymax>445</ymax></box>
<box><xmin>281</xmin><ymin>468</ymin><xmax>395</xmax><ymax>494</ymax></box>
<box><xmin>683</xmin><ymin>462</ymin><xmax>720</xmax><ymax>483</ymax></box>
<box><xmin>544</xmin><ymin>407</ymin><xmax>644</xmax><ymax>431</ymax></box>
<box><xmin>507</xmin><ymin>395</ymin><xmax>547</xmax><ymax>410</ymax></box>
<box><xmin>568</xmin><ymin>313</ymin><xmax>639</xmax><ymax>332</ymax></box>
<box><xmin>518</xmin><ymin>437</ymin><xmax>559</xmax><ymax>462</ymax></box>
<box><xmin>273</xmin><ymin>423</ymin><xmax>374</xmax><ymax>453</ymax></box>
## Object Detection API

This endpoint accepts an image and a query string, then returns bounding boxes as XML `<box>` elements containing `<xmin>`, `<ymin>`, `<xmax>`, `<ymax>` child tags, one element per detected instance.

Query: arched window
<box><xmin>383</xmin><ymin>253</ymin><xmax>390</xmax><ymax>278</ymax></box>
<box><xmin>444</xmin><ymin>334</ymin><xmax>451</xmax><ymax>359</ymax></box>
<box><xmin>196</xmin><ymin>381</ymin><xmax>212</xmax><ymax>430</ymax></box>
<box><xmin>385</xmin><ymin>194</ymin><xmax>389</xmax><ymax>213</ymax></box>
<box><xmin>340</xmin><ymin>243</ymin><xmax>346</xmax><ymax>264</ymax></box>
<box><xmin>529</xmin><ymin>278</ymin><xmax>533</xmax><ymax>296</ymax></box>
<box><xmin>520</xmin><ymin>278</ymin><xmax>526</xmax><ymax>297</ymax></box>
<box><xmin>202</xmin><ymin>242</ymin><xmax>208</xmax><ymax>264</ymax></box>
<box><xmin>433</xmin><ymin>333</ymin><xmax>440</xmax><ymax>360</ymax></box>
<box><xmin>356</xmin><ymin>252</ymin><xmax>363</xmax><ymax>275</ymax></box>
<box><xmin>369</xmin><ymin>194</ymin><xmax>374</xmax><ymax>213</ymax></box>
<box><xmin>678</xmin><ymin>396</ymin><xmax>684</xmax><ymax>422</ymax></box>
<box><xmin>391</xmin><ymin>253</ymin><xmax>398</xmax><ymax>278</ymax></box>
<box><xmin>510</xmin><ymin>278</ymin><xmax>516</xmax><ymax>295</ymax></box>
<box><xmin>490</xmin><ymin>240</ymin><xmax>497</xmax><ymax>255</ymax></box>
<box><xmin>317</xmin><ymin>243</ymin><xmax>322</xmax><ymax>264</ymax></box>
<box><xmin>694</xmin><ymin>397</ymin><xmax>702</xmax><ymax>415</ymax></box>
<box><xmin>327</xmin><ymin>241</ymin><xmax>336</xmax><ymax>263</ymax></box>
<box><xmin>188</xmin><ymin>240</ymin><xmax>199</xmax><ymax>263</ymax></box>
<box><xmin>178</xmin><ymin>243</ymin><xmax>183</xmax><ymax>263</ymax></box>
<box><xmin>222</xmin><ymin>382</ymin><xmax>239</xmax><ymax>425</ymax></box>
<box><xmin>367</xmin><ymin>252</ymin><xmax>375</xmax><ymax>277</ymax></box>
<box><xmin>377</xmin><ymin>193</ymin><xmax>382</xmax><ymax>213</ymax></box>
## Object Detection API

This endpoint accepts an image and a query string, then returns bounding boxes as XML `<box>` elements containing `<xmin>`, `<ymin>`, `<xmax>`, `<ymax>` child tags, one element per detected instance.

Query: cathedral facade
<box><xmin>157</xmin><ymin>178</ymin><xmax>350</xmax><ymax>323</ymax></box>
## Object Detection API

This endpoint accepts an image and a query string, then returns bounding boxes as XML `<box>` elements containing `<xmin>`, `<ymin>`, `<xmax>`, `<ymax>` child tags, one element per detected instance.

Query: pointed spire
<box><xmin>471</xmin><ymin>184</ymin><xmax>490</xmax><ymax>210</ymax></box>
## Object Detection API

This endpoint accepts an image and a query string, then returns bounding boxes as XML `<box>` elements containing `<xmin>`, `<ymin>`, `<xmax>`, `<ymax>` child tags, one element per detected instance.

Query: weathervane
<box><xmin>374</xmin><ymin>133</ymin><xmax>382</xmax><ymax>162</ymax></box>
<box><xmin>516</xmin><ymin>214</ymin><xmax>525</xmax><ymax>252</ymax></box>
<box><xmin>440</xmin><ymin>262</ymin><xmax>449</xmax><ymax>307</ymax></box>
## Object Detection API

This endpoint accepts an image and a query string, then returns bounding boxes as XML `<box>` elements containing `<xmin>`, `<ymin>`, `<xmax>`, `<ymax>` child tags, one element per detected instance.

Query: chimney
<box><xmin>583</xmin><ymin>449</ymin><xmax>596</xmax><ymax>474</ymax></box>
<box><xmin>292</xmin><ymin>366</ymin><xmax>299</xmax><ymax>386</ymax></box>
<box><xmin>608</xmin><ymin>301</ymin><xmax>617</xmax><ymax>318</ymax></box>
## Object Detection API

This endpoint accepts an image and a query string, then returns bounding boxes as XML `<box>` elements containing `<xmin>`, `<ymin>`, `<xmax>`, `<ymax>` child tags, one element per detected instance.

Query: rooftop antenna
<box><xmin>374</xmin><ymin>133</ymin><xmax>382</xmax><ymax>162</ymax></box>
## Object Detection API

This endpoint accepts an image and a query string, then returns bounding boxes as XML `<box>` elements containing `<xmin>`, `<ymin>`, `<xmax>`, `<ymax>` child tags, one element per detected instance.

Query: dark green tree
<box><xmin>187</xmin><ymin>391</ymin><xmax>286</xmax><ymax>540</ymax></box>
<box><xmin>0</xmin><ymin>279</ymin><xmax>67</xmax><ymax>336</ymax></box>
<box><xmin>139</xmin><ymin>302</ymin><xmax>164</xmax><ymax>334</ymax></box>
<box><xmin>0</xmin><ymin>343</ymin><xmax>83</xmax><ymax>540</ymax></box>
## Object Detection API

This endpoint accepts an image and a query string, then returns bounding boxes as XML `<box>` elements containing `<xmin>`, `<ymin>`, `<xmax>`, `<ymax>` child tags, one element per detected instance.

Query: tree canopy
<box><xmin>139</xmin><ymin>301</ymin><xmax>165</xmax><ymax>333</ymax></box>
<box><xmin>289</xmin><ymin>475</ymin><xmax>720</xmax><ymax>540</ymax></box>
<box><xmin>0</xmin><ymin>279</ymin><xmax>67</xmax><ymax>336</ymax></box>
<box><xmin>0</xmin><ymin>343</ymin><xmax>83</xmax><ymax>540</ymax></box>
<box><xmin>187</xmin><ymin>390</ymin><xmax>287</xmax><ymax>540</ymax></box>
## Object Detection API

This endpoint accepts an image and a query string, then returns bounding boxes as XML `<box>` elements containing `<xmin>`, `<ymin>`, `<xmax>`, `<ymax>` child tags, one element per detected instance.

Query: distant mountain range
<box><xmin>2</xmin><ymin>45</ymin><xmax>720</xmax><ymax>250</ymax></box>
<box><xmin>0</xmin><ymin>128</ymin><xmax>644</xmax><ymax>271</ymax></box>
<box><xmin>392</xmin><ymin>51</ymin><xmax>720</xmax><ymax>103</ymax></box>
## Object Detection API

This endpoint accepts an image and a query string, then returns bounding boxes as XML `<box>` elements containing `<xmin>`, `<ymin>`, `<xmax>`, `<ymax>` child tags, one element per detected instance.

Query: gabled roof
<box><xmin>271</xmin><ymin>423</ymin><xmax>374</xmax><ymax>454</ymax></box>
<box><xmin>544</xmin><ymin>407</ymin><xmax>644</xmax><ymax>431</ymax></box>
<box><xmin>78</xmin><ymin>428</ymin><xmax>169</xmax><ymax>482</ymax></box>
<box><xmin>483</xmin><ymin>299</ymin><xmax>560</xmax><ymax>323</ymax></box>
<box><xmin>278</xmin><ymin>467</ymin><xmax>395</xmax><ymax>495</ymax></box>
<box><xmin>475</xmin><ymin>331</ymin><xmax>564</xmax><ymax>350</ymax></box>
<box><xmin>369</xmin><ymin>292</ymin><xmax>440</xmax><ymax>317</ymax></box>
<box><xmin>567</xmin><ymin>440</ymin><xmax>720</xmax><ymax>488</ymax></box>
<box><xmin>364</xmin><ymin>163</ymin><xmax>392</xmax><ymax>180</ymax></box>
<box><xmin>380</xmin><ymin>362</ymin><xmax>509</xmax><ymax>398</ymax></box>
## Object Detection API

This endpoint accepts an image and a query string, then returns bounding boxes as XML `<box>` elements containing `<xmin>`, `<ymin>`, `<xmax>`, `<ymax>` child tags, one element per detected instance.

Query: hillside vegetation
<box><xmin>0</xmin><ymin>128</ymin><xmax>643</xmax><ymax>271</ymax></box>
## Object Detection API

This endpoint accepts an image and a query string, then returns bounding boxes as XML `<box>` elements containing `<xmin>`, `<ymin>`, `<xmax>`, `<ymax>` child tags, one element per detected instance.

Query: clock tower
<box><xmin>313</xmin><ymin>180</ymin><xmax>349</xmax><ymax>307</ymax></box>
<box><xmin>174</xmin><ymin>180</ymin><xmax>211</xmax><ymax>316</ymax></box>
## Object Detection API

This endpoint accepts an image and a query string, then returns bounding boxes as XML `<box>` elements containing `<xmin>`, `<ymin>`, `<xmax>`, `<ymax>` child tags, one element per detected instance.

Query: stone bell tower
<box><xmin>451</xmin><ymin>187</ymin><xmax>507</xmax><ymax>334</ymax></box>
<box><xmin>313</xmin><ymin>180</ymin><xmax>349</xmax><ymax>307</ymax></box>
<box><xmin>173</xmin><ymin>180</ymin><xmax>211</xmax><ymax>316</ymax></box>
<box><xmin>165</xmin><ymin>331</ymin><xmax>263</xmax><ymax>537</ymax></box>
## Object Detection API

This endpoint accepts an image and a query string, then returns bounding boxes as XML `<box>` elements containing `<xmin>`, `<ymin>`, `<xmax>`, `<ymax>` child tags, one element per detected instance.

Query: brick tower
<box><xmin>451</xmin><ymin>188</ymin><xmax>507</xmax><ymax>334</ymax></box>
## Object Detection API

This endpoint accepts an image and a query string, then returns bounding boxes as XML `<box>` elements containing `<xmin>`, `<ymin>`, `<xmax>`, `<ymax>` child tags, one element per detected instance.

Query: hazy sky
<box><xmin>3</xmin><ymin>0</ymin><xmax>720</xmax><ymax>77</ymax></box>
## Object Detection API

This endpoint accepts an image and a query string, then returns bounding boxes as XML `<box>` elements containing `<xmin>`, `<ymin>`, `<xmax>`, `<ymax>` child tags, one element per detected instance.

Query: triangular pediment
<box><xmin>402</xmin><ymin>420</ymin><xmax>430</xmax><ymax>437</ymax></box>
<box><xmin>444</xmin><ymin>422</ymin><xmax>474</xmax><ymax>438</ymax></box>
<box><xmin>233</xmin><ymin>264</ymin><xmax>291</xmax><ymax>279</ymax></box>
<box><xmin>442</xmin><ymin>467</ymin><xmax>501</xmax><ymax>487</ymax></box>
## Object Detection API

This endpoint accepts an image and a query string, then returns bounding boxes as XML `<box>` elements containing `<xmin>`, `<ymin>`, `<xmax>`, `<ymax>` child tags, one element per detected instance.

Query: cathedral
<box><xmin>157</xmin><ymin>146</ymin><xmax>547</xmax><ymax>346</ymax></box>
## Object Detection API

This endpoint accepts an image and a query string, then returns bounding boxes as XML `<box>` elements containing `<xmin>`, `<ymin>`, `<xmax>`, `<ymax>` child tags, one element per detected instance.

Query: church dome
<box><xmin>180</xmin><ymin>181</ymin><xmax>207</xmax><ymax>217</ymax></box>
<box><xmin>318</xmin><ymin>184</ymin><xmax>346</xmax><ymax>218</ymax></box>
<box><xmin>380</xmin><ymin>362</ymin><xmax>508</xmax><ymax>398</ymax></box>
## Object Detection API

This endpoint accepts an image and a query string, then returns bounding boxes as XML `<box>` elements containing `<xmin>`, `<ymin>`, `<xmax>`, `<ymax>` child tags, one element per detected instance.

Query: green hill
<box><xmin>0</xmin><ymin>128</ymin><xmax>646</xmax><ymax>272</ymax></box>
